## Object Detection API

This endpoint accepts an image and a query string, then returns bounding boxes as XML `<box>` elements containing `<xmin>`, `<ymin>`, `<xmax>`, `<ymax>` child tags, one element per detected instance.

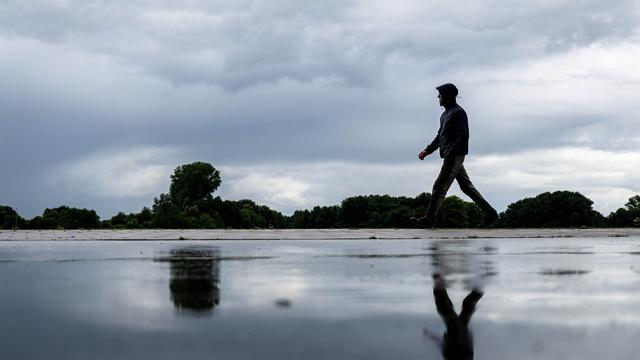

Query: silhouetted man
<box><xmin>425</xmin><ymin>273</ymin><xmax>483</xmax><ymax>360</ymax></box>
<box><xmin>411</xmin><ymin>83</ymin><xmax>498</xmax><ymax>227</ymax></box>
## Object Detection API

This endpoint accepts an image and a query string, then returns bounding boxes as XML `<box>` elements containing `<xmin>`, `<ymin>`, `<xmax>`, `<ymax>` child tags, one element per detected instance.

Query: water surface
<box><xmin>1</xmin><ymin>238</ymin><xmax>640</xmax><ymax>359</ymax></box>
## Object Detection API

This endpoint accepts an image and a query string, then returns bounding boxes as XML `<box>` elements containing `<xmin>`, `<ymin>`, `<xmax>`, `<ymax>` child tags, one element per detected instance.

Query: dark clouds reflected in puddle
<box><xmin>1</xmin><ymin>239</ymin><xmax>640</xmax><ymax>359</ymax></box>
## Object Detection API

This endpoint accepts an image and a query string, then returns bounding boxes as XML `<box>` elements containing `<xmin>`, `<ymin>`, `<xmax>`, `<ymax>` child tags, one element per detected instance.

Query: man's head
<box><xmin>436</xmin><ymin>83</ymin><xmax>458</xmax><ymax>106</ymax></box>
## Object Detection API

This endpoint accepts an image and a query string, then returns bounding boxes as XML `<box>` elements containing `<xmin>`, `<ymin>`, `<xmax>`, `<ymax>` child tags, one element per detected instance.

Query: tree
<box><xmin>152</xmin><ymin>193</ymin><xmax>184</xmax><ymax>228</ymax></box>
<box><xmin>137</xmin><ymin>207</ymin><xmax>153</xmax><ymax>228</ymax></box>
<box><xmin>341</xmin><ymin>196</ymin><xmax>370</xmax><ymax>228</ymax></box>
<box><xmin>288</xmin><ymin>209</ymin><xmax>311</xmax><ymax>228</ymax></box>
<box><xmin>25</xmin><ymin>206</ymin><xmax>100</xmax><ymax>229</ymax></box>
<box><xmin>383</xmin><ymin>206</ymin><xmax>414</xmax><ymax>228</ymax></box>
<box><xmin>103</xmin><ymin>207</ymin><xmax>154</xmax><ymax>229</ymax></box>
<box><xmin>464</xmin><ymin>202</ymin><xmax>484</xmax><ymax>228</ymax></box>
<box><xmin>108</xmin><ymin>212</ymin><xmax>129</xmax><ymax>228</ymax></box>
<box><xmin>330</xmin><ymin>193</ymin><xmax>482</xmax><ymax>229</ymax></box>
<box><xmin>0</xmin><ymin>205</ymin><xmax>25</xmax><ymax>229</ymax></box>
<box><xmin>149</xmin><ymin>162</ymin><xmax>227</xmax><ymax>228</ymax></box>
<box><xmin>437</xmin><ymin>196</ymin><xmax>468</xmax><ymax>228</ymax></box>
<box><xmin>627</xmin><ymin>195</ymin><xmax>640</xmax><ymax>210</ymax></box>
<box><xmin>309</xmin><ymin>205</ymin><xmax>342</xmax><ymax>228</ymax></box>
<box><xmin>169</xmin><ymin>162</ymin><xmax>221</xmax><ymax>211</ymax></box>
<box><xmin>500</xmin><ymin>191</ymin><xmax>604</xmax><ymax>228</ymax></box>
<box><xmin>607</xmin><ymin>195</ymin><xmax>640</xmax><ymax>227</ymax></box>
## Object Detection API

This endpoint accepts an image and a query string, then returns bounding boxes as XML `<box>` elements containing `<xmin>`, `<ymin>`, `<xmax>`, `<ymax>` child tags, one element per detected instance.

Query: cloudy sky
<box><xmin>2</xmin><ymin>0</ymin><xmax>640</xmax><ymax>218</ymax></box>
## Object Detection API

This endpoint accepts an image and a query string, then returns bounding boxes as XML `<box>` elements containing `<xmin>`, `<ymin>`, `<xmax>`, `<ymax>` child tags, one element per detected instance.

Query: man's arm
<box><xmin>425</xmin><ymin>132</ymin><xmax>440</xmax><ymax>155</ymax></box>
<box><xmin>419</xmin><ymin>131</ymin><xmax>439</xmax><ymax>160</ymax></box>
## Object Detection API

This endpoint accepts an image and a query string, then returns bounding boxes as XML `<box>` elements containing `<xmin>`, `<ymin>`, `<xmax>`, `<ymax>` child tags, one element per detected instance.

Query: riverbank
<box><xmin>1</xmin><ymin>228</ymin><xmax>640</xmax><ymax>240</ymax></box>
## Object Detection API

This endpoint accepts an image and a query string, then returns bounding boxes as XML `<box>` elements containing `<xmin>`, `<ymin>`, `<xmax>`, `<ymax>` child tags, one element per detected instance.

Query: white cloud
<box><xmin>220</xmin><ymin>147</ymin><xmax>640</xmax><ymax>215</ymax></box>
<box><xmin>1</xmin><ymin>1</ymin><xmax>640</xmax><ymax>218</ymax></box>
<box><xmin>468</xmin><ymin>147</ymin><xmax>640</xmax><ymax>213</ymax></box>
<box><xmin>40</xmin><ymin>146</ymin><xmax>640</xmax><ymax>217</ymax></box>
<box><xmin>51</xmin><ymin>146</ymin><xmax>182</xmax><ymax>198</ymax></box>
<box><xmin>220</xmin><ymin>171</ymin><xmax>315</xmax><ymax>210</ymax></box>
<box><xmin>218</xmin><ymin>161</ymin><xmax>447</xmax><ymax>215</ymax></box>
<box><xmin>466</xmin><ymin>39</ymin><xmax>640</xmax><ymax>114</ymax></box>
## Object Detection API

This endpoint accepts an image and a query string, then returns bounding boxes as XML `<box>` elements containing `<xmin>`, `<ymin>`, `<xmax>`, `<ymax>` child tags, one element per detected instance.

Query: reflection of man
<box><xmin>411</xmin><ymin>83</ymin><xmax>498</xmax><ymax>228</ymax></box>
<box><xmin>168</xmin><ymin>248</ymin><xmax>220</xmax><ymax>313</ymax></box>
<box><xmin>425</xmin><ymin>273</ymin><xmax>483</xmax><ymax>360</ymax></box>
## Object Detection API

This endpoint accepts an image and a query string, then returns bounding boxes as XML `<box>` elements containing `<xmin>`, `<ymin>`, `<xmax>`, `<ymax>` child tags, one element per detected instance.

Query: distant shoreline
<box><xmin>1</xmin><ymin>228</ymin><xmax>639</xmax><ymax>241</ymax></box>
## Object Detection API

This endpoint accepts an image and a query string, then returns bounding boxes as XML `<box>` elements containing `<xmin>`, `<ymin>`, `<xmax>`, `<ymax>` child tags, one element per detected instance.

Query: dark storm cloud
<box><xmin>1</xmin><ymin>0</ymin><xmax>639</xmax><ymax>217</ymax></box>
<box><xmin>3</xmin><ymin>0</ymin><xmax>638</xmax><ymax>89</ymax></box>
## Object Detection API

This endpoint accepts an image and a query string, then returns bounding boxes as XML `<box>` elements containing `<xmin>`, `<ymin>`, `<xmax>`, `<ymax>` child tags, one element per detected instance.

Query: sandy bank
<box><xmin>1</xmin><ymin>228</ymin><xmax>640</xmax><ymax>241</ymax></box>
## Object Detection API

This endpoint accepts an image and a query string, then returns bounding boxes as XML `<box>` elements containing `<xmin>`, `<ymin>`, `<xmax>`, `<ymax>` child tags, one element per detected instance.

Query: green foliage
<box><xmin>25</xmin><ymin>206</ymin><xmax>100</xmax><ymax>229</ymax></box>
<box><xmin>4</xmin><ymin>161</ymin><xmax>486</xmax><ymax>229</ymax></box>
<box><xmin>14</xmin><ymin>160</ymin><xmax>637</xmax><ymax>230</ymax></box>
<box><xmin>169</xmin><ymin>162</ymin><xmax>221</xmax><ymax>211</ymax></box>
<box><xmin>138</xmin><ymin>207</ymin><xmax>153</xmax><ymax>227</ymax></box>
<box><xmin>288</xmin><ymin>205</ymin><xmax>343</xmax><ymax>229</ymax></box>
<box><xmin>146</xmin><ymin>162</ymin><xmax>226</xmax><ymax>229</ymax></box>
<box><xmin>309</xmin><ymin>205</ymin><xmax>342</xmax><ymax>228</ymax></box>
<box><xmin>289</xmin><ymin>193</ymin><xmax>484</xmax><ymax>229</ymax></box>
<box><xmin>341</xmin><ymin>196</ymin><xmax>371</xmax><ymax>227</ymax></box>
<box><xmin>216</xmin><ymin>199</ymin><xmax>285</xmax><ymax>229</ymax></box>
<box><xmin>607</xmin><ymin>195</ymin><xmax>640</xmax><ymax>227</ymax></box>
<box><xmin>627</xmin><ymin>195</ymin><xmax>640</xmax><ymax>210</ymax></box>
<box><xmin>499</xmin><ymin>191</ymin><xmax>604</xmax><ymax>228</ymax></box>
<box><xmin>289</xmin><ymin>209</ymin><xmax>311</xmax><ymax>228</ymax></box>
<box><xmin>340</xmin><ymin>194</ymin><xmax>424</xmax><ymax>228</ymax></box>
<box><xmin>104</xmin><ymin>207</ymin><xmax>154</xmax><ymax>229</ymax></box>
<box><xmin>152</xmin><ymin>193</ymin><xmax>185</xmax><ymax>228</ymax></box>
<box><xmin>0</xmin><ymin>205</ymin><xmax>25</xmax><ymax>230</ymax></box>
<box><xmin>437</xmin><ymin>196</ymin><xmax>468</xmax><ymax>228</ymax></box>
<box><xmin>464</xmin><ymin>202</ymin><xmax>484</xmax><ymax>228</ymax></box>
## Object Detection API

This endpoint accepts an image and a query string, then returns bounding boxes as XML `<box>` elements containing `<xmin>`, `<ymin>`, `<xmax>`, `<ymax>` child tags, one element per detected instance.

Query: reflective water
<box><xmin>1</xmin><ymin>238</ymin><xmax>640</xmax><ymax>359</ymax></box>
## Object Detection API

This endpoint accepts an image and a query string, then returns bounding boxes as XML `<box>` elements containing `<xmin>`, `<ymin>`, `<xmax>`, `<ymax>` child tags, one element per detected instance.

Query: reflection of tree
<box><xmin>167</xmin><ymin>248</ymin><xmax>220</xmax><ymax>313</ymax></box>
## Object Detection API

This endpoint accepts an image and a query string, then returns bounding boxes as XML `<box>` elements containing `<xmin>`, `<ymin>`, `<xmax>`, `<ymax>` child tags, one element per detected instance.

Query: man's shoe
<box><xmin>410</xmin><ymin>215</ymin><xmax>435</xmax><ymax>228</ymax></box>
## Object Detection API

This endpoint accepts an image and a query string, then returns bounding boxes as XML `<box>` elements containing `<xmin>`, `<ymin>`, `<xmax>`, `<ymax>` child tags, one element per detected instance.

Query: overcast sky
<box><xmin>2</xmin><ymin>0</ymin><xmax>640</xmax><ymax>218</ymax></box>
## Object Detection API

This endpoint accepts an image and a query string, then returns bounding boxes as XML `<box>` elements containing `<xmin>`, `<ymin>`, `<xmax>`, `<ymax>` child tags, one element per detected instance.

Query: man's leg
<box><xmin>434</xmin><ymin>286</ymin><xmax>457</xmax><ymax>324</ymax></box>
<box><xmin>425</xmin><ymin>155</ymin><xmax>465</xmax><ymax>220</ymax></box>
<box><xmin>459</xmin><ymin>288</ymin><xmax>483</xmax><ymax>326</ymax></box>
<box><xmin>456</xmin><ymin>165</ymin><xmax>498</xmax><ymax>221</ymax></box>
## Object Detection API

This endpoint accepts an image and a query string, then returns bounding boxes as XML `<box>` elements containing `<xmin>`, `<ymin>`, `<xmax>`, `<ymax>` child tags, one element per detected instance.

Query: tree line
<box><xmin>1</xmin><ymin>162</ymin><xmax>639</xmax><ymax>229</ymax></box>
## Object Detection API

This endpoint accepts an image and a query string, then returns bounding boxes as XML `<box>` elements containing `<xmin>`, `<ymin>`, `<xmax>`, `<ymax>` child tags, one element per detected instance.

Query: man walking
<box><xmin>411</xmin><ymin>83</ymin><xmax>498</xmax><ymax>228</ymax></box>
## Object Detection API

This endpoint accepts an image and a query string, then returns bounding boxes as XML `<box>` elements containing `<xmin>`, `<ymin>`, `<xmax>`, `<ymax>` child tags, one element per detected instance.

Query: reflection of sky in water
<box><xmin>1</xmin><ymin>239</ymin><xmax>640</xmax><ymax>359</ymax></box>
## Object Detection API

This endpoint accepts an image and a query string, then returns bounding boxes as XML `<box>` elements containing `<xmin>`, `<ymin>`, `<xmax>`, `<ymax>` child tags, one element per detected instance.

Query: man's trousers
<box><xmin>426</xmin><ymin>155</ymin><xmax>495</xmax><ymax>219</ymax></box>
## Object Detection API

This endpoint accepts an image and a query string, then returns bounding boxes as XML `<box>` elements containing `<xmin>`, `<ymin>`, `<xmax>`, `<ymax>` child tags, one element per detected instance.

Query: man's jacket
<box><xmin>424</xmin><ymin>102</ymin><xmax>469</xmax><ymax>159</ymax></box>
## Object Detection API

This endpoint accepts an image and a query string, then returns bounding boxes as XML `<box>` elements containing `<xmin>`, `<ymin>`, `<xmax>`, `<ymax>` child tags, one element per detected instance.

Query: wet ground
<box><xmin>1</xmin><ymin>238</ymin><xmax>640</xmax><ymax>359</ymax></box>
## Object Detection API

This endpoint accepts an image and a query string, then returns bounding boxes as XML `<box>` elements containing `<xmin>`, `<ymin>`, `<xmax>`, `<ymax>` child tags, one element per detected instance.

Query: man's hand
<box><xmin>418</xmin><ymin>150</ymin><xmax>428</xmax><ymax>160</ymax></box>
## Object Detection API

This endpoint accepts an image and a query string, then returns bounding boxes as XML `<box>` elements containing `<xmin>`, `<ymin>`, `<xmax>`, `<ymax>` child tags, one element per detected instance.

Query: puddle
<box><xmin>1</xmin><ymin>238</ymin><xmax>640</xmax><ymax>359</ymax></box>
